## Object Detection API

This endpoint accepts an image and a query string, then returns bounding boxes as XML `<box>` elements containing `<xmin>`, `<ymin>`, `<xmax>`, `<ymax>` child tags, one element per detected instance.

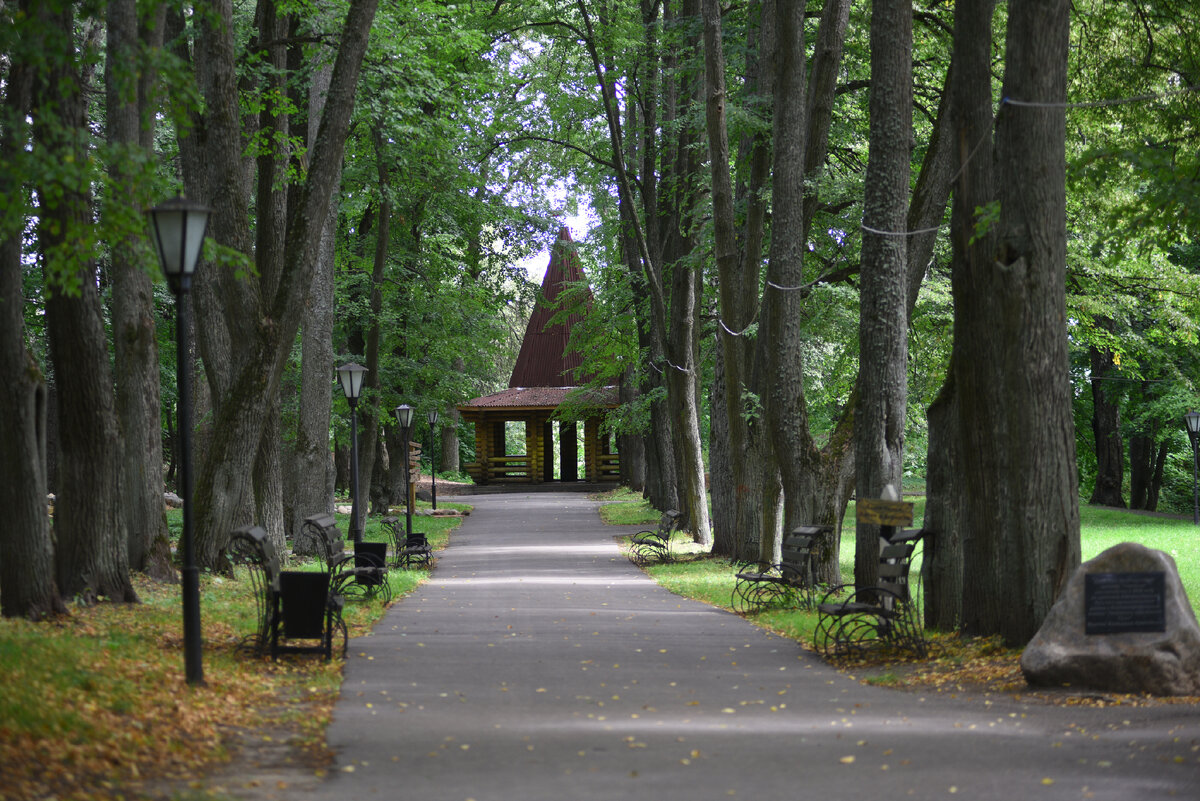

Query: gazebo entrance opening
<box><xmin>547</xmin><ymin>419</ymin><xmax>582</xmax><ymax>481</ymax></box>
<box><xmin>460</xmin><ymin>398</ymin><xmax>619</xmax><ymax>485</ymax></box>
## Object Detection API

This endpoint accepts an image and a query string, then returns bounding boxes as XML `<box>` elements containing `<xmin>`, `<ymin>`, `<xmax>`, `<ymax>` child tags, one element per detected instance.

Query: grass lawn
<box><xmin>0</xmin><ymin>501</ymin><xmax>468</xmax><ymax>801</ymax></box>
<box><xmin>599</xmin><ymin>490</ymin><xmax>1200</xmax><ymax>695</ymax></box>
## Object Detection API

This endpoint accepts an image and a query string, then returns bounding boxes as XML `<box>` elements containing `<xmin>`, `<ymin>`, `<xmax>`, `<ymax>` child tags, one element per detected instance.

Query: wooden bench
<box><xmin>731</xmin><ymin>526</ymin><xmax>830</xmax><ymax>613</ymax></box>
<box><xmin>381</xmin><ymin>515</ymin><xmax>432</xmax><ymax>568</ymax></box>
<box><xmin>222</xmin><ymin>525</ymin><xmax>347</xmax><ymax>660</ymax></box>
<box><xmin>814</xmin><ymin>527</ymin><xmax>927</xmax><ymax>659</ymax></box>
<box><xmin>629</xmin><ymin>509</ymin><xmax>682</xmax><ymax>565</ymax></box>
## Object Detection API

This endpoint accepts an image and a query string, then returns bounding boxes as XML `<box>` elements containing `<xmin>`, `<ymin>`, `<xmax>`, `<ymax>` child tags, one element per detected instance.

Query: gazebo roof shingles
<box><xmin>461</xmin><ymin>386</ymin><xmax>618</xmax><ymax>411</ymax></box>
<box><xmin>507</xmin><ymin>226</ymin><xmax>597</xmax><ymax>389</ymax></box>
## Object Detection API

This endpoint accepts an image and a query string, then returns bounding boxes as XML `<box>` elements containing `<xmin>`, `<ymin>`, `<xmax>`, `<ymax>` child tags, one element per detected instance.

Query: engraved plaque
<box><xmin>1084</xmin><ymin>572</ymin><xmax>1166</xmax><ymax>635</ymax></box>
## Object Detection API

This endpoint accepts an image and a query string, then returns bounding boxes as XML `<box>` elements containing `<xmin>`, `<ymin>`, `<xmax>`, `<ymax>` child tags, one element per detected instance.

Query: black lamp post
<box><xmin>1186</xmin><ymin>410</ymin><xmax>1200</xmax><ymax>526</ymax></box>
<box><xmin>147</xmin><ymin>196</ymin><xmax>211</xmax><ymax>686</ymax></box>
<box><xmin>427</xmin><ymin>407</ymin><xmax>440</xmax><ymax>511</ymax></box>
<box><xmin>337</xmin><ymin>363</ymin><xmax>368</xmax><ymax>543</ymax></box>
<box><xmin>394</xmin><ymin>404</ymin><xmax>415</xmax><ymax>537</ymax></box>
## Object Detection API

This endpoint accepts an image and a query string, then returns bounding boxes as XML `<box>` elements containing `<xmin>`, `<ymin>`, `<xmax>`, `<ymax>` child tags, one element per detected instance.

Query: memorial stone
<box><xmin>1021</xmin><ymin>542</ymin><xmax>1200</xmax><ymax>696</ymax></box>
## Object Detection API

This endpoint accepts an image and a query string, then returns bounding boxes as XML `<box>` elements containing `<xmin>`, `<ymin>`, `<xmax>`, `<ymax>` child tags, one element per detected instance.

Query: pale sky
<box><xmin>520</xmin><ymin>210</ymin><xmax>593</xmax><ymax>284</ymax></box>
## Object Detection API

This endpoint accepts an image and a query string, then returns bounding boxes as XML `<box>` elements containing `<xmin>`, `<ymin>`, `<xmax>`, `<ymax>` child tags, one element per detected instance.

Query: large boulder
<box><xmin>1021</xmin><ymin>542</ymin><xmax>1200</xmax><ymax>696</ymax></box>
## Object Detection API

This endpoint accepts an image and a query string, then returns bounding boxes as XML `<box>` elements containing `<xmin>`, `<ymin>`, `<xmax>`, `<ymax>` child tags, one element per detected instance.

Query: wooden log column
<box><xmin>541</xmin><ymin>419</ymin><xmax>554</xmax><ymax>482</ymax></box>
<box><xmin>473</xmin><ymin>416</ymin><xmax>491</xmax><ymax>484</ymax></box>
<box><xmin>584</xmin><ymin>417</ymin><xmax>600</xmax><ymax>483</ymax></box>
<box><xmin>525</xmin><ymin>418</ymin><xmax>544</xmax><ymax>484</ymax></box>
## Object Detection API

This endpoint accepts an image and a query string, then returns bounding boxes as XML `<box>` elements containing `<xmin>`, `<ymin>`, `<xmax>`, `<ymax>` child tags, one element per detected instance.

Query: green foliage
<box><xmin>596</xmin><ymin>489</ymin><xmax>658</xmax><ymax>526</ymax></box>
<box><xmin>969</xmin><ymin>201</ymin><xmax>1001</xmax><ymax>245</ymax></box>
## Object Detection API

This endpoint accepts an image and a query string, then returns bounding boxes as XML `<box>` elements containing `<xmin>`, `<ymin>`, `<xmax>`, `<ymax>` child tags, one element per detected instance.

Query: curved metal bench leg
<box><xmin>731</xmin><ymin>577</ymin><xmax>760</xmax><ymax>614</ymax></box>
<box><xmin>751</xmin><ymin>581</ymin><xmax>790</xmax><ymax>610</ymax></box>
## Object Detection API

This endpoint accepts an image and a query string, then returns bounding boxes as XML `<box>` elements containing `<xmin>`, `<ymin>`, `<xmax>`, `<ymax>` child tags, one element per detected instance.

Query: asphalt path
<box><xmin>318</xmin><ymin>492</ymin><xmax>1200</xmax><ymax>800</ymax></box>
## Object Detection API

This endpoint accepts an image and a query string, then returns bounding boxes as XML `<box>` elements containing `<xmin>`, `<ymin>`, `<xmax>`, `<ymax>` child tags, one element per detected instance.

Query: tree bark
<box><xmin>1129</xmin><ymin>430</ymin><xmax>1165</xmax><ymax>511</ymax></box>
<box><xmin>182</xmin><ymin>0</ymin><xmax>379</xmax><ymax>568</ymax></box>
<box><xmin>582</xmin><ymin>0</ymin><xmax>711</xmax><ymax>519</ymax></box>
<box><xmin>248</xmin><ymin>0</ymin><xmax>291</xmax><ymax>556</ymax></box>
<box><xmin>617</xmin><ymin>366</ymin><xmax>645</xmax><ymax>492</ymax></box>
<box><xmin>1088</xmin><ymin>341</ymin><xmax>1125</xmax><ymax>507</ymax></box>
<box><xmin>802</xmin><ymin>0</ymin><xmax>853</xmax><ymax>239</ymax></box>
<box><xmin>950</xmin><ymin>0</ymin><xmax>1080</xmax><ymax>645</ymax></box>
<box><xmin>902</xmin><ymin>6</ymin><xmax>982</xmax><ymax>633</ymax></box>
<box><xmin>354</xmin><ymin>122</ymin><xmax>393</xmax><ymax>535</ymax></box>
<box><xmin>761</xmin><ymin>0</ymin><xmax>862</xmax><ymax>579</ymax></box>
<box><xmin>36</xmin><ymin>6</ymin><xmax>136</xmax><ymax>604</ymax></box>
<box><xmin>923</xmin><ymin>368</ymin><xmax>963</xmax><ymax>629</ymax></box>
<box><xmin>289</xmin><ymin>45</ymin><xmax>339</xmax><ymax>546</ymax></box>
<box><xmin>108</xmin><ymin>0</ymin><xmax>174</xmax><ymax>581</ymax></box>
<box><xmin>854</xmin><ymin>0</ymin><xmax>911</xmax><ymax>588</ymax></box>
<box><xmin>0</xmin><ymin>40</ymin><xmax>65</xmax><ymax>619</ymax></box>
<box><xmin>440</xmin><ymin>413</ymin><xmax>460</xmax><ymax>474</ymax></box>
<box><xmin>704</xmin><ymin>0</ymin><xmax>774</xmax><ymax>564</ymax></box>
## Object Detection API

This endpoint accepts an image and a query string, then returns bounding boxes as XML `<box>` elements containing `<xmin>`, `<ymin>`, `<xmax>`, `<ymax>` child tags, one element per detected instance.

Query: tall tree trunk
<box><xmin>289</xmin><ymin>46</ymin><xmax>339</xmax><ymax>546</ymax></box>
<box><xmin>1129</xmin><ymin>433</ymin><xmax>1152</xmax><ymax>510</ymax></box>
<box><xmin>355</xmin><ymin>122</ymin><xmax>393</xmax><ymax>534</ymax></box>
<box><xmin>37</xmin><ymin>6</ymin><xmax>136</xmax><ymax>604</ymax></box>
<box><xmin>854</xmin><ymin>0</ymin><xmax>911</xmax><ymax>588</ymax></box>
<box><xmin>950</xmin><ymin>0</ymin><xmax>1080</xmax><ymax>645</ymax></box>
<box><xmin>1088</xmin><ymin>341</ymin><xmax>1125</xmax><ymax>507</ymax></box>
<box><xmin>1147</xmin><ymin>440</ymin><xmax>1167</xmax><ymax>511</ymax></box>
<box><xmin>1129</xmin><ymin>431</ymin><xmax>1165</xmax><ymax>511</ymax></box>
<box><xmin>923</xmin><ymin>369</ymin><xmax>963</xmax><ymax>629</ymax></box>
<box><xmin>709</xmin><ymin>341</ymin><xmax>734</xmax><ymax>555</ymax></box>
<box><xmin>762</xmin><ymin>0</ymin><xmax>822</xmax><ymax>561</ymax></box>
<box><xmin>704</xmin><ymin>0</ymin><xmax>774</xmax><ymax>563</ymax></box>
<box><xmin>0</xmin><ymin>45</ymin><xmax>64</xmax><ymax>618</ymax></box>
<box><xmin>582</xmin><ymin>0</ymin><xmax>700</xmax><ymax>518</ymax></box>
<box><xmin>108</xmin><ymin>0</ymin><xmax>174</xmax><ymax>580</ymax></box>
<box><xmin>441</xmin><ymin>362</ymin><xmax>464</xmax><ymax>475</ymax></box>
<box><xmin>617</xmin><ymin>366</ymin><xmax>646</xmax><ymax>492</ymax></box>
<box><xmin>903</xmin><ymin>7</ymin><xmax>983</xmax><ymax>632</ymax></box>
<box><xmin>665</xmin><ymin>237</ymin><xmax>711</xmax><ymax>545</ymax></box>
<box><xmin>249</xmin><ymin>0</ymin><xmax>291</xmax><ymax>556</ymax></box>
<box><xmin>182</xmin><ymin>0</ymin><xmax>379</xmax><ymax>568</ymax></box>
<box><xmin>801</xmin><ymin>0</ymin><xmax>854</xmax><ymax>239</ymax></box>
<box><xmin>45</xmin><ymin>279</ymin><xmax>137</xmax><ymax>604</ymax></box>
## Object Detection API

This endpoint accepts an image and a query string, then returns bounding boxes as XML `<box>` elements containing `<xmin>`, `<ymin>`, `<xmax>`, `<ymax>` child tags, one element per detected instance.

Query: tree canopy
<box><xmin>2</xmin><ymin>0</ymin><xmax>1198</xmax><ymax>644</ymax></box>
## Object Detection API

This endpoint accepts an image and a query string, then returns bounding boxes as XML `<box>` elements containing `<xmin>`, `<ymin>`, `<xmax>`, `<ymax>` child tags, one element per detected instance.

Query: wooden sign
<box><xmin>856</xmin><ymin>498</ymin><xmax>914</xmax><ymax>527</ymax></box>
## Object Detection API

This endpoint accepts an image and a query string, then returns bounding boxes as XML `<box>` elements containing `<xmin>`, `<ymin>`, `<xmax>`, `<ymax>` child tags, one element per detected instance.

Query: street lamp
<box><xmin>394</xmin><ymin>404</ymin><xmax>415</xmax><ymax>538</ymax></box>
<box><xmin>337</xmin><ymin>362</ymin><xmax>368</xmax><ymax>543</ymax></box>
<box><xmin>1186</xmin><ymin>410</ymin><xmax>1200</xmax><ymax>526</ymax></box>
<box><xmin>427</xmin><ymin>407</ymin><xmax>440</xmax><ymax>511</ymax></box>
<box><xmin>147</xmin><ymin>196</ymin><xmax>211</xmax><ymax>686</ymax></box>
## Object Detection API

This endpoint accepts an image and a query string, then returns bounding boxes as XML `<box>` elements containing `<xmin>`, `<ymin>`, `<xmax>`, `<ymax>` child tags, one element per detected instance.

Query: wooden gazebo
<box><xmin>459</xmin><ymin>227</ymin><xmax>619</xmax><ymax>485</ymax></box>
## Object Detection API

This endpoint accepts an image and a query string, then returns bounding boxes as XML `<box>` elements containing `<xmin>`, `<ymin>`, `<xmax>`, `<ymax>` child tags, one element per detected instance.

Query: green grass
<box><xmin>594</xmin><ymin>487</ymin><xmax>660</xmax><ymax>526</ymax></box>
<box><xmin>1079</xmin><ymin>506</ymin><xmax>1200</xmax><ymax>590</ymax></box>
<box><xmin>605</xmin><ymin>495</ymin><xmax>1200</xmax><ymax>648</ymax></box>
<box><xmin>166</xmin><ymin>502</ymin><xmax>469</xmax><ymax>604</ymax></box>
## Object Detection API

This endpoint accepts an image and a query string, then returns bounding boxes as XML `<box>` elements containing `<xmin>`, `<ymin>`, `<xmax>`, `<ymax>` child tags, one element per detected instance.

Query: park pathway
<box><xmin>317</xmin><ymin>492</ymin><xmax>1200</xmax><ymax>801</ymax></box>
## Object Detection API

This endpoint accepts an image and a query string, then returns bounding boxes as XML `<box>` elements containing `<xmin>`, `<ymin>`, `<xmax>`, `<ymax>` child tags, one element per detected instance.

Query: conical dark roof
<box><xmin>509</xmin><ymin>227</ymin><xmax>595</xmax><ymax>388</ymax></box>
